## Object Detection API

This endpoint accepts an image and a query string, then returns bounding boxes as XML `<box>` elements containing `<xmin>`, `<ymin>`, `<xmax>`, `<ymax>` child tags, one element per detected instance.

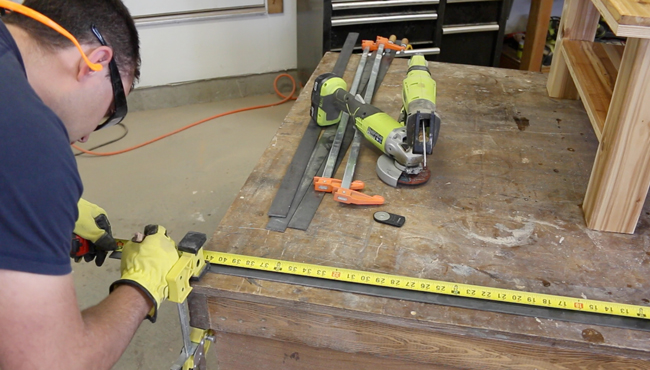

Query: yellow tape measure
<box><xmin>203</xmin><ymin>251</ymin><xmax>649</xmax><ymax>320</ymax></box>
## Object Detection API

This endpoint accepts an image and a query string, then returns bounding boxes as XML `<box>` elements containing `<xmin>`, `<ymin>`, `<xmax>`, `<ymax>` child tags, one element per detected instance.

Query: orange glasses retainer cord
<box><xmin>0</xmin><ymin>0</ymin><xmax>102</xmax><ymax>71</ymax></box>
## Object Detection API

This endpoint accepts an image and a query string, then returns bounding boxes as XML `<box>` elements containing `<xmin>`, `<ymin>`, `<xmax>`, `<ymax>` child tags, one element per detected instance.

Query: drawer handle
<box><xmin>442</xmin><ymin>23</ymin><xmax>499</xmax><ymax>34</ymax></box>
<box><xmin>333</xmin><ymin>0</ymin><xmax>439</xmax><ymax>10</ymax></box>
<box><xmin>332</xmin><ymin>13</ymin><xmax>438</xmax><ymax>26</ymax></box>
<box><xmin>396</xmin><ymin>47</ymin><xmax>441</xmax><ymax>56</ymax></box>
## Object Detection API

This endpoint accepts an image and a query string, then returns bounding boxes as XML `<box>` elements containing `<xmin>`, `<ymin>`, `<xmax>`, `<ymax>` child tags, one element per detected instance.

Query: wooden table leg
<box><xmin>583</xmin><ymin>38</ymin><xmax>650</xmax><ymax>233</ymax></box>
<box><xmin>547</xmin><ymin>0</ymin><xmax>600</xmax><ymax>98</ymax></box>
<box><xmin>520</xmin><ymin>0</ymin><xmax>554</xmax><ymax>72</ymax></box>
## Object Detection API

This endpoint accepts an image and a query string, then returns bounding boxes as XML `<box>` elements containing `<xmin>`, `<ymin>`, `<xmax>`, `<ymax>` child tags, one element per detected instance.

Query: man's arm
<box><xmin>0</xmin><ymin>269</ymin><xmax>150</xmax><ymax>370</ymax></box>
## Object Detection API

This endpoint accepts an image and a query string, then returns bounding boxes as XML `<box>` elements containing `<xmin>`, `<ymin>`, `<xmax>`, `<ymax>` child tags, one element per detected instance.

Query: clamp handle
<box><xmin>314</xmin><ymin>177</ymin><xmax>364</xmax><ymax>193</ymax></box>
<box><xmin>333</xmin><ymin>188</ymin><xmax>385</xmax><ymax>205</ymax></box>
<box><xmin>166</xmin><ymin>232</ymin><xmax>209</xmax><ymax>304</ymax></box>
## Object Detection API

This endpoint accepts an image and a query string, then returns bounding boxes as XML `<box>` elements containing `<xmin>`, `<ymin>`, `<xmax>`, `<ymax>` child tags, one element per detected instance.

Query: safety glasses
<box><xmin>91</xmin><ymin>25</ymin><xmax>128</xmax><ymax>131</ymax></box>
<box><xmin>0</xmin><ymin>1</ymin><xmax>128</xmax><ymax>131</ymax></box>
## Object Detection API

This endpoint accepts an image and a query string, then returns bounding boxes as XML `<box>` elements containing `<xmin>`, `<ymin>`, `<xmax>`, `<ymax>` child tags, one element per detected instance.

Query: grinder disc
<box><xmin>398</xmin><ymin>167</ymin><xmax>431</xmax><ymax>186</ymax></box>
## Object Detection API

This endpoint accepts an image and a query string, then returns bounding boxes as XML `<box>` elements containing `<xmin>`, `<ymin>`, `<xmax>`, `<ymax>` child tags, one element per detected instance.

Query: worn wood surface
<box><xmin>193</xmin><ymin>52</ymin><xmax>650</xmax><ymax>368</ymax></box>
<box><xmin>213</xmin><ymin>332</ymin><xmax>454</xmax><ymax>370</ymax></box>
<box><xmin>562</xmin><ymin>40</ymin><xmax>624</xmax><ymax>139</ymax></box>
<box><xmin>199</xmin><ymin>291</ymin><xmax>650</xmax><ymax>369</ymax></box>
<box><xmin>583</xmin><ymin>38</ymin><xmax>650</xmax><ymax>233</ymax></box>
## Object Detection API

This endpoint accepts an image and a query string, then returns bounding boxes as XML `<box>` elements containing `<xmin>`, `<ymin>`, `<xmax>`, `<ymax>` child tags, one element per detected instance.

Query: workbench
<box><xmin>190</xmin><ymin>53</ymin><xmax>650</xmax><ymax>369</ymax></box>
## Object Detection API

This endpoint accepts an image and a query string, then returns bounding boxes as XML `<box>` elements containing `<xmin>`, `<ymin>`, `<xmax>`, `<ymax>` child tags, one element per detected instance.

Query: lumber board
<box><xmin>204</xmin><ymin>295</ymin><xmax>650</xmax><ymax>369</ymax></box>
<box><xmin>213</xmin><ymin>332</ymin><xmax>454</xmax><ymax>370</ymax></box>
<box><xmin>547</xmin><ymin>0</ymin><xmax>601</xmax><ymax>99</ymax></box>
<box><xmin>591</xmin><ymin>0</ymin><xmax>650</xmax><ymax>37</ymax></box>
<box><xmin>583</xmin><ymin>38</ymin><xmax>650</xmax><ymax>233</ymax></box>
<box><xmin>520</xmin><ymin>0</ymin><xmax>554</xmax><ymax>72</ymax></box>
<box><xmin>193</xmin><ymin>53</ymin><xmax>650</xmax><ymax>367</ymax></box>
<box><xmin>267</xmin><ymin>0</ymin><xmax>282</xmax><ymax>14</ymax></box>
<box><xmin>562</xmin><ymin>40</ymin><xmax>625</xmax><ymax>140</ymax></box>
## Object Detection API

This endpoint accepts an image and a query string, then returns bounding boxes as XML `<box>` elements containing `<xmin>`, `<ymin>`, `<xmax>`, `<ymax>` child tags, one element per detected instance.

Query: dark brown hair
<box><xmin>3</xmin><ymin>0</ymin><xmax>141</xmax><ymax>83</ymax></box>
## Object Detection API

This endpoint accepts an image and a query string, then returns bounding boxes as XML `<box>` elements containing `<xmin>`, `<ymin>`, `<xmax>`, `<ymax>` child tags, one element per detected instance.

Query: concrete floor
<box><xmin>73</xmin><ymin>94</ymin><xmax>292</xmax><ymax>369</ymax></box>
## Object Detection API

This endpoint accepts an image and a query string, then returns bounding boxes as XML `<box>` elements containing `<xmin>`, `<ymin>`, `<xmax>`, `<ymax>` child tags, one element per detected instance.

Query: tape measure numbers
<box><xmin>204</xmin><ymin>251</ymin><xmax>649</xmax><ymax>321</ymax></box>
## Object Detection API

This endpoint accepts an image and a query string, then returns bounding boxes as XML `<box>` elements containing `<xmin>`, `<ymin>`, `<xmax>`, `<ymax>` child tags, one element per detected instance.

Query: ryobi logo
<box><xmin>367</xmin><ymin>127</ymin><xmax>383</xmax><ymax>145</ymax></box>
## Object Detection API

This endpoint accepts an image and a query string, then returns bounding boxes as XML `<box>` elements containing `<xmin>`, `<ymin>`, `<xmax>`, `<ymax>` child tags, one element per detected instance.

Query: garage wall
<box><xmin>505</xmin><ymin>0</ymin><xmax>564</xmax><ymax>34</ymax></box>
<box><xmin>132</xmin><ymin>0</ymin><xmax>297</xmax><ymax>88</ymax></box>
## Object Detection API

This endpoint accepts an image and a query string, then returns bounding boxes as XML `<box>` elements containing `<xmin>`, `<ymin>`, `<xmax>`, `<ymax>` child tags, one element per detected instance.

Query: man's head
<box><xmin>3</xmin><ymin>0</ymin><xmax>140</xmax><ymax>142</ymax></box>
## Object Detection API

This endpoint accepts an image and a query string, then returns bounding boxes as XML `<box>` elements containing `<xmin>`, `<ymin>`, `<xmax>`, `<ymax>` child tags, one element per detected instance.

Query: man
<box><xmin>0</xmin><ymin>1</ymin><xmax>180</xmax><ymax>369</ymax></box>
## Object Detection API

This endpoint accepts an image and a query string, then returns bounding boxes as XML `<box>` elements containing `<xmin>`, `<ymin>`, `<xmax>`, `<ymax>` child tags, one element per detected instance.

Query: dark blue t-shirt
<box><xmin>0</xmin><ymin>21</ymin><xmax>82</xmax><ymax>275</ymax></box>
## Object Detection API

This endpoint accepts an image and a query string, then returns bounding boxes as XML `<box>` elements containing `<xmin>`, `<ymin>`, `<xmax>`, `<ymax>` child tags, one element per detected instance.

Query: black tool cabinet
<box><xmin>297</xmin><ymin>0</ymin><xmax>513</xmax><ymax>83</ymax></box>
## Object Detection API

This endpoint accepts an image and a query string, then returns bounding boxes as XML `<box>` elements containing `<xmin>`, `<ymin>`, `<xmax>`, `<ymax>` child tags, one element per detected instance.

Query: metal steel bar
<box><xmin>208</xmin><ymin>264</ymin><xmax>650</xmax><ymax>332</ymax></box>
<box><xmin>332</xmin><ymin>0</ymin><xmax>439</xmax><ymax>10</ymax></box>
<box><xmin>341</xmin><ymin>44</ymin><xmax>384</xmax><ymax>189</ymax></box>
<box><xmin>170</xmin><ymin>302</ymin><xmax>196</xmax><ymax>370</ymax></box>
<box><xmin>178</xmin><ymin>302</ymin><xmax>192</xmax><ymax>358</ymax></box>
<box><xmin>332</xmin><ymin>13</ymin><xmax>437</xmax><ymax>26</ymax></box>
<box><xmin>267</xmin><ymin>126</ymin><xmax>338</xmax><ymax>232</ymax></box>
<box><xmin>395</xmin><ymin>47</ymin><xmax>441</xmax><ymax>56</ymax></box>
<box><xmin>287</xmin><ymin>121</ymin><xmax>356</xmax><ymax>230</ymax></box>
<box><xmin>442</xmin><ymin>23</ymin><xmax>500</xmax><ymax>34</ymax></box>
<box><xmin>322</xmin><ymin>47</ymin><xmax>369</xmax><ymax>179</ymax></box>
<box><xmin>332</xmin><ymin>33</ymin><xmax>360</xmax><ymax>79</ymax></box>
<box><xmin>267</xmin><ymin>122</ymin><xmax>321</xmax><ymax>218</ymax></box>
<box><xmin>267</xmin><ymin>33</ymin><xmax>358</xmax><ymax>219</ymax></box>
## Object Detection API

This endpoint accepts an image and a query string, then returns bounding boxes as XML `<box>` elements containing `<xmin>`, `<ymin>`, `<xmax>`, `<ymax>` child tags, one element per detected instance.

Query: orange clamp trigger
<box><xmin>349</xmin><ymin>180</ymin><xmax>365</xmax><ymax>191</ymax></box>
<box><xmin>333</xmin><ymin>188</ymin><xmax>384</xmax><ymax>205</ymax></box>
<box><xmin>375</xmin><ymin>36</ymin><xmax>406</xmax><ymax>52</ymax></box>
<box><xmin>314</xmin><ymin>177</ymin><xmax>364</xmax><ymax>193</ymax></box>
<box><xmin>361</xmin><ymin>39</ymin><xmax>378</xmax><ymax>51</ymax></box>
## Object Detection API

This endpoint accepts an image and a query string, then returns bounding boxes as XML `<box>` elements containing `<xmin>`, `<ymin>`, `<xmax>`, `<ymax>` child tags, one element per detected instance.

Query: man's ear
<box><xmin>77</xmin><ymin>45</ymin><xmax>113</xmax><ymax>82</ymax></box>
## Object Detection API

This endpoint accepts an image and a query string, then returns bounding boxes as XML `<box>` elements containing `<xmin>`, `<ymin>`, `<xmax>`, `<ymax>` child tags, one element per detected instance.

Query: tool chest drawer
<box><xmin>330</xmin><ymin>20</ymin><xmax>437</xmax><ymax>51</ymax></box>
<box><xmin>438</xmin><ymin>0</ymin><xmax>510</xmax><ymax>68</ymax></box>
<box><xmin>297</xmin><ymin>0</ymin><xmax>512</xmax><ymax>83</ymax></box>
<box><xmin>329</xmin><ymin>0</ymin><xmax>439</xmax><ymax>50</ymax></box>
<box><xmin>443</xmin><ymin>0</ymin><xmax>502</xmax><ymax>25</ymax></box>
<box><xmin>439</xmin><ymin>31</ymin><xmax>500</xmax><ymax>66</ymax></box>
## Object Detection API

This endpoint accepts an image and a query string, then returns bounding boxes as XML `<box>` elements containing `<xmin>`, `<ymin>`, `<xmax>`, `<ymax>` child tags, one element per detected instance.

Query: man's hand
<box><xmin>72</xmin><ymin>198</ymin><xmax>117</xmax><ymax>266</ymax></box>
<box><xmin>110</xmin><ymin>225</ymin><xmax>180</xmax><ymax>322</ymax></box>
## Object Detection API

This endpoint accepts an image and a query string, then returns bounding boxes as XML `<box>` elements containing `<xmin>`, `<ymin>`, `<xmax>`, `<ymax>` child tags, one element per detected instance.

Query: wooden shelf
<box><xmin>548</xmin><ymin>0</ymin><xmax>650</xmax><ymax>234</ymax></box>
<box><xmin>560</xmin><ymin>40</ymin><xmax>624</xmax><ymax>140</ymax></box>
<box><xmin>591</xmin><ymin>0</ymin><xmax>650</xmax><ymax>37</ymax></box>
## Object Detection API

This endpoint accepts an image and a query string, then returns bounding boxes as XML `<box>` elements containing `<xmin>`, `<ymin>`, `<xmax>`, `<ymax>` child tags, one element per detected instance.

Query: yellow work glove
<box><xmin>110</xmin><ymin>225</ymin><xmax>180</xmax><ymax>323</ymax></box>
<box><xmin>72</xmin><ymin>198</ymin><xmax>117</xmax><ymax>266</ymax></box>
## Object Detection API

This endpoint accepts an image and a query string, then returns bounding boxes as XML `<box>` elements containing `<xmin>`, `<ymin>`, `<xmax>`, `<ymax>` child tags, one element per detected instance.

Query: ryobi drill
<box><xmin>310</xmin><ymin>54</ymin><xmax>440</xmax><ymax>187</ymax></box>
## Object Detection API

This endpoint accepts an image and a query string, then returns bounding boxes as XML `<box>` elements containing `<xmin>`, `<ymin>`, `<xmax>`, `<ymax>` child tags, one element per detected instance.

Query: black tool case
<box><xmin>297</xmin><ymin>0</ymin><xmax>513</xmax><ymax>83</ymax></box>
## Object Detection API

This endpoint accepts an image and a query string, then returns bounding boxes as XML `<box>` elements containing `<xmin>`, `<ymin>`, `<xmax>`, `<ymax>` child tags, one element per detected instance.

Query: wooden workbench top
<box><xmin>194</xmin><ymin>52</ymin><xmax>650</xmax><ymax>368</ymax></box>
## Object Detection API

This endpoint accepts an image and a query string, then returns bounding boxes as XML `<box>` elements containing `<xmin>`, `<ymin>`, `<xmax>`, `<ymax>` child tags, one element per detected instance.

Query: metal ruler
<box><xmin>200</xmin><ymin>250</ymin><xmax>650</xmax><ymax>331</ymax></box>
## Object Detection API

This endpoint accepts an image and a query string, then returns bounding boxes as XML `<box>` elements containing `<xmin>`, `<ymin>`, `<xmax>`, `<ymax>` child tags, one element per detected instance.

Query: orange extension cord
<box><xmin>72</xmin><ymin>73</ymin><xmax>298</xmax><ymax>156</ymax></box>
